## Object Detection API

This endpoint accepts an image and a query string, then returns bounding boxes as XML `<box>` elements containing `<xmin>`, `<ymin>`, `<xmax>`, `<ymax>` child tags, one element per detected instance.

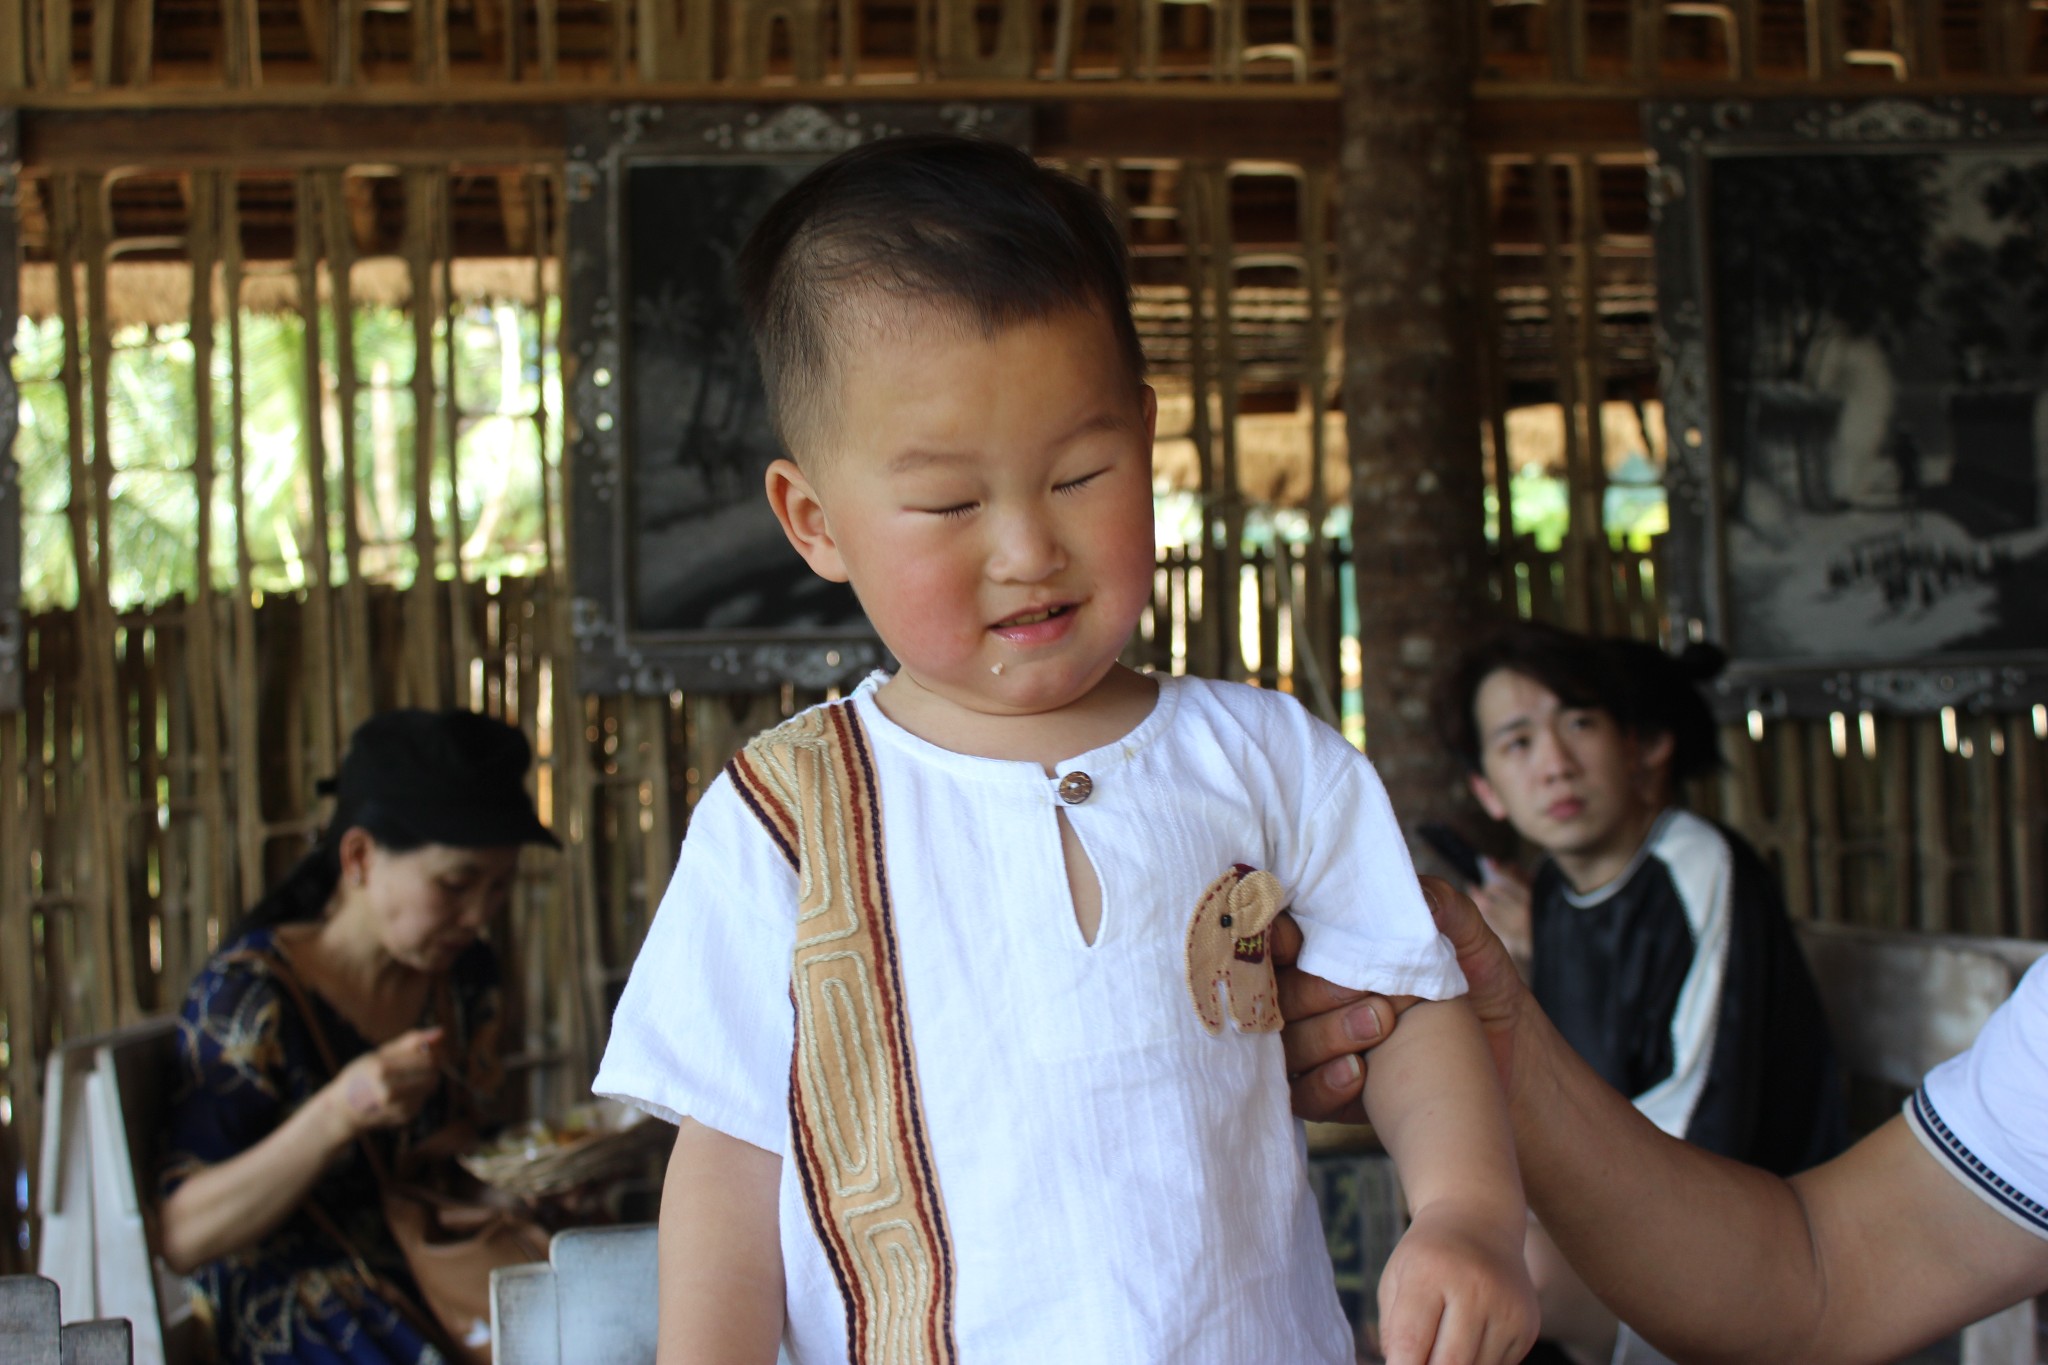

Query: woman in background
<box><xmin>158</xmin><ymin>708</ymin><xmax>557</xmax><ymax>1365</ymax></box>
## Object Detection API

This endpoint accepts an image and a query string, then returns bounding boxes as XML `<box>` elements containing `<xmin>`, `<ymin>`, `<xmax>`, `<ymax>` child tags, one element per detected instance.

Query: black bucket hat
<box><xmin>320</xmin><ymin>708</ymin><xmax>561</xmax><ymax>850</ymax></box>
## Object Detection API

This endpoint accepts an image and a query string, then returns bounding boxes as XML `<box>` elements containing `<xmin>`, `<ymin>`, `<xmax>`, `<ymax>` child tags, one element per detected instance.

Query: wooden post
<box><xmin>1339</xmin><ymin>0</ymin><xmax>1492</xmax><ymax>831</ymax></box>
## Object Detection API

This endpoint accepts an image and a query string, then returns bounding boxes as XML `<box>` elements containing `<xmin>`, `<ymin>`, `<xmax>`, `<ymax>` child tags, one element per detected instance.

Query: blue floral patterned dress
<box><xmin>160</xmin><ymin>928</ymin><xmax>504</xmax><ymax>1365</ymax></box>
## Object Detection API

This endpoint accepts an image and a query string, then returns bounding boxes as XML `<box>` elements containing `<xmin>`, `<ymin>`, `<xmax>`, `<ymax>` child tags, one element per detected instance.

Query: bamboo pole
<box><xmin>223</xmin><ymin>0</ymin><xmax>262</xmax><ymax>86</ymax></box>
<box><xmin>1547</xmin><ymin>0</ymin><xmax>1584</xmax><ymax>81</ymax></box>
<box><xmin>37</xmin><ymin>0</ymin><xmax>67</xmax><ymax>88</ymax></box>
<box><xmin>0</xmin><ymin>0</ymin><xmax>25</xmax><ymax>89</ymax></box>
<box><xmin>224</xmin><ymin>174</ymin><xmax>266</xmax><ymax>907</ymax></box>
<box><xmin>1299</xmin><ymin>165</ymin><xmax>1336</xmax><ymax>702</ymax></box>
<box><xmin>1808</xmin><ymin>720</ymin><xmax>1842</xmax><ymax>922</ymax></box>
<box><xmin>1968</xmin><ymin>719</ymin><xmax>2007</xmax><ymax>937</ymax></box>
<box><xmin>55</xmin><ymin>174</ymin><xmax>133</xmax><ymax>1030</ymax></box>
<box><xmin>1478</xmin><ymin>159</ymin><xmax>1515</xmax><ymax>568</ymax></box>
<box><xmin>2009</xmin><ymin>716</ymin><xmax>2043</xmax><ymax>939</ymax></box>
<box><xmin>186</xmin><ymin>170</ymin><xmax>231</xmax><ymax>968</ymax></box>
<box><xmin>1808</xmin><ymin>0</ymin><xmax>1844</xmax><ymax>75</ymax></box>
<box><xmin>121</xmin><ymin>0</ymin><xmax>152</xmax><ymax>86</ymax></box>
<box><xmin>319</xmin><ymin>169</ymin><xmax>373</xmax><ymax>736</ymax></box>
<box><xmin>1571</xmin><ymin>154</ymin><xmax>1612</xmax><ymax>632</ymax></box>
<box><xmin>293</xmin><ymin>173</ymin><xmax>341</xmax><ymax>779</ymax></box>
<box><xmin>439</xmin><ymin>172</ymin><xmax>480</xmax><ymax>710</ymax></box>
<box><xmin>1532</xmin><ymin>155</ymin><xmax>1591</xmax><ymax>631</ymax></box>
<box><xmin>402</xmin><ymin>168</ymin><xmax>445</xmax><ymax>708</ymax></box>
<box><xmin>536</xmin><ymin>0</ymin><xmax>559</xmax><ymax>81</ymax></box>
<box><xmin>1180</xmin><ymin>165</ymin><xmax>1220</xmax><ymax>679</ymax></box>
<box><xmin>1914</xmin><ymin>719</ymin><xmax>1952</xmax><ymax>932</ymax></box>
<box><xmin>1629</xmin><ymin>0</ymin><xmax>1662</xmax><ymax>80</ymax></box>
<box><xmin>0</xmin><ymin>698</ymin><xmax>38</xmax><ymax>1272</ymax></box>
<box><xmin>1207</xmin><ymin>167</ymin><xmax>1244</xmax><ymax>683</ymax></box>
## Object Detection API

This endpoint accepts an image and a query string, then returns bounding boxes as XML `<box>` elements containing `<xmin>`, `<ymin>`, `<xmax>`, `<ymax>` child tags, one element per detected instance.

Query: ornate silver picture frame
<box><xmin>563</xmin><ymin>101</ymin><xmax>1029</xmax><ymax>695</ymax></box>
<box><xmin>1648</xmin><ymin>96</ymin><xmax>2048</xmax><ymax>719</ymax></box>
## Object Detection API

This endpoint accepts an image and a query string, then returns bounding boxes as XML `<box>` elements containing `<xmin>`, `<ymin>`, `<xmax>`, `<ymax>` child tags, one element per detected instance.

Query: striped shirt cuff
<box><xmin>1907</xmin><ymin>1085</ymin><xmax>2048</xmax><ymax>1239</ymax></box>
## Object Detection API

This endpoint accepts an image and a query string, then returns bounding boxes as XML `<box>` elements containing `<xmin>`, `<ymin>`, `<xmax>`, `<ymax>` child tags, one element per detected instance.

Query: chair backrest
<box><xmin>491</xmin><ymin>1224</ymin><xmax>658</xmax><ymax>1365</ymax></box>
<box><xmin>492</xmin><ymin>1224</ymin><xmax>797</xmax><ymax>1365</ymax></box>
<box><xmin>1796</xmin><ymin>922</ymin><xmax>2047</xmax><ymax>1090</ymax></box>
<box><xmin>0</xmin><ymin>1273</ymin><xmax>136</xmax><ymax>1364</ymax></box>
<box><xmin>36</xmin><ymin>1018</ymin><xmax>201</xmax><ymax>1365</ymax></box>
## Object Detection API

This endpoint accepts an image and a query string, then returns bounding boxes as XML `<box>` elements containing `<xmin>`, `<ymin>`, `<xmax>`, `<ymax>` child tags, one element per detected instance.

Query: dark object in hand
<box><xmin>1417</xmin><ymin>822</ymin><xmax>1484</xmax><ymax>888</ymax></box>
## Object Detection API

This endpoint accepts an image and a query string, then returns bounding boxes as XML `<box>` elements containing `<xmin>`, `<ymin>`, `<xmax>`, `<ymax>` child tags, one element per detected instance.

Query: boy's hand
<box><xmin>1375</xmin><ymin>1200</ymin><xmax>1539</xmax><ymax>1365</ymax></box>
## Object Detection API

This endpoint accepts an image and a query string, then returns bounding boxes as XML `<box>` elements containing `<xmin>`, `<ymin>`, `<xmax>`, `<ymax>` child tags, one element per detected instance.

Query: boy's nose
<box><xmin>988</xmin><ymin>509</ymin><xmax>1067</xmax><ymax>583</ymax></box>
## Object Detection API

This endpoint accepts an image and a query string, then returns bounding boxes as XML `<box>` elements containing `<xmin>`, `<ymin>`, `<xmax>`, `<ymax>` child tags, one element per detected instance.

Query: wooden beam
<box><xmin>20</xmin><ymin>92</ymin><xmax>1353</xmax><ymax>169</ymax></box>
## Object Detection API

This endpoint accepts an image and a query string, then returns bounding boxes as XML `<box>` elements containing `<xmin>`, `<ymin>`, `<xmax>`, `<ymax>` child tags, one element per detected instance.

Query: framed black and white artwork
<box><xmin>563</xmin><ymin>101</ymin><xmax>1029</xmax><ymax>695</ymax></box>
<box><xmin>1648</xmin><ymin>96</ymin><xmax>2048</xmax><ymax>718</ymax></box>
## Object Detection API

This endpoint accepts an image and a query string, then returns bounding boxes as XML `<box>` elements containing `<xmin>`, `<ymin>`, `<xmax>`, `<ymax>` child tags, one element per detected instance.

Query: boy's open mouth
<box><xmin>992</xmin><ymin>603</ymin><xmax>1074</xmax><ymax>629</ymax></box>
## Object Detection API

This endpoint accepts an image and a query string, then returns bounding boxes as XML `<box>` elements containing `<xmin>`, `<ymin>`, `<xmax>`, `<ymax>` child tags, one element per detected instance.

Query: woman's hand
<box><xmin>1280</xmin><ymin>877</ymin><xmax>1533</xmax><ymax>1121</ymax></box>
<box><xmin>162</xmin><ymin>1024</ymin><xmax>449</xmax><ymax>1274</ymax></box>
<box><xmin>326</xmin><ymin>1026</ymin><xmax>447</xmax><ymax>1137</ymax></box>
<box><xmin>1470</xmin><ymin>859</ymin><xmax>1533</xmax><ymax>970</ymax></box>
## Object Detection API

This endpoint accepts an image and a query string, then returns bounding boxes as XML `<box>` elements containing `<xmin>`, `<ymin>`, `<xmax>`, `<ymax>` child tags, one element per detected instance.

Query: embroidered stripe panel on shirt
<box><xmin>729</xmin><ymin>704</ymin><xmax>960</xmax><ymax>1365</ymax></box>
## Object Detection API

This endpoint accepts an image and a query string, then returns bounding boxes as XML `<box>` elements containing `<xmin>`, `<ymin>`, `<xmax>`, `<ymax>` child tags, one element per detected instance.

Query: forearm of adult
<box><xmin>657</xmin><ymin>1118</ymin><xmax>784</xmax><ymax>1365</ymax></box>
<box><xmin>1510</xmin><ymin>1002</ymin><xmax>2048</xmax><ymax>1363</ymax></box>
<box><xmin>157</xmin><ymin>1085</ymin><xmax>357</xmax><ymax>1273</ymax></box>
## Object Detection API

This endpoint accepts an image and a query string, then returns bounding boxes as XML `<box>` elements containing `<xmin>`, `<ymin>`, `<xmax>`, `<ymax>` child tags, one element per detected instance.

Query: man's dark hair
<box><xmin>1435</xmin><ymin>621</ymin><xmax>1726</xmax><ymax>784</ymax></box>
<box><xmin>736</xmin><ymin>134</ymin><xmax>1145</xmax><ymax>457</ymax></box>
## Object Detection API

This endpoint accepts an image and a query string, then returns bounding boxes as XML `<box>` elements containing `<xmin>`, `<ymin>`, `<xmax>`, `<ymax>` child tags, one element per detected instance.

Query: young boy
<box><xmin>595</xmin><ymin>135</ymin><xmax>1536</xmax><ymax>1365</ymax></box>
<box><xmin>1433</xmin><ymin>621</ymin><xmax>1843</xmax><ymax>1364</ymax></box>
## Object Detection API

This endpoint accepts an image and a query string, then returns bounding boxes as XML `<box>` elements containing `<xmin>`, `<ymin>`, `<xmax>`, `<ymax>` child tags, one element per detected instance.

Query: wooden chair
<box><xmin>1</xmin><ymin>1272</ymin><xmax>137</xmax><ymax>1364</ymax></box>
<box><xmin>36</xmin><ymin>1019</ymin><xmax>206</xmax><ymax>1365</ymax></box>
<box><xmin>491</xmin><ymin>1223</ymin><xmax>799</xmax><ymax>1365</ymax></box>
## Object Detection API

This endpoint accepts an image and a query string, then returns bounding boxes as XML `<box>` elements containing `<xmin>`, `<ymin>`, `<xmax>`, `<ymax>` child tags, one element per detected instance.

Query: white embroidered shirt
<box><xmin>595</xmin><ymin>672</ymin><xmax>1466</xmax><ymax>1364</ymax></box>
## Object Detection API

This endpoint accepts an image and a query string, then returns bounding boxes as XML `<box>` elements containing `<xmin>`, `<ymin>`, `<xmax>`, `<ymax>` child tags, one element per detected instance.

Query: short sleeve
<box><xmin>1262</xmin><ymin>702</ymin><xmax>1467</xmax><ymax>1001</ymax></box>
<box><xmin>1907</xmin><ymin>957</ymin><xmax>2048</xmax><ymax>1238</ymax></box>
<box><xmin>592</xmin><ymin>770</ymin><xmax>798</xmax><ymax>1155</ymax></box>
<box><xmin>160</xmin><ymin>958</ymin><xmax>293</xmax><ymax>1196</ymax></box>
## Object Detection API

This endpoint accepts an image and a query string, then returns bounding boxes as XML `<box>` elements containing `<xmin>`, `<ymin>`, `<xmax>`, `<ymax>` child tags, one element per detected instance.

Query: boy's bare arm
<box><xmin>657</xmin><ymin>1118</ymin><xmax>785</xmax><ymax>1365</ymax></box>
<box><xmin>1361</xmin><ymin>997</ymin><xmax>1539</xmax><ymax>1365</ymax></box>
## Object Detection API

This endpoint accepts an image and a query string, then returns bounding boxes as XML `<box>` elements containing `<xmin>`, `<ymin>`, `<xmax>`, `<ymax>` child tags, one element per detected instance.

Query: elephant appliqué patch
<box><xmin>1185</xmin><ymin>863</ymin><xmax>1286</xmax><ymax>1035</ymax></box>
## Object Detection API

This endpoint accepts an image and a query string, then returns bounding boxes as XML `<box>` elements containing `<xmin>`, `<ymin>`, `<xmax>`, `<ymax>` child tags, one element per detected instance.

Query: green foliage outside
<box><xmin>12</xmin><ymin>301</ymin><xmax>561</xmax><ymax>612</ymax></box>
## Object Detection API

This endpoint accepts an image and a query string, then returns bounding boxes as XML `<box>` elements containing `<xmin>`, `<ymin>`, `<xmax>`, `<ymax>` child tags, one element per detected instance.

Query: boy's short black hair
<box><xmin>736</xmin><ymin>134</ymin><xmax>1146</xmax><ymax>458</ymax></box>
<box><xmin>1435</xmin><ymin>621</ymin><xmax>1726</xmax><ymax>784</ymax></box>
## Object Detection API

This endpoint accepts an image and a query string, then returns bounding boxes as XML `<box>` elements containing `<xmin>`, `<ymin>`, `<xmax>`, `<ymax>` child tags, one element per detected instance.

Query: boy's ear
<box><xmin>764</xmin><ymin>458</ymin><xmax>849</xmax><ymax>583</ymax></box>
<box><xmin>1469</xmin><ymin>771</ymin><xmax>1508</xmax><ymax>823</ymax></box>
<box><xmin>1641</xmin><ymin>728</ymin><xmax>1676</xmax><ymax>774</ymax></box>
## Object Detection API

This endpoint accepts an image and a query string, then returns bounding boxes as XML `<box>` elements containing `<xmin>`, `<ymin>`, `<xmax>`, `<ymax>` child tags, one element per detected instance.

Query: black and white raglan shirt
<box><xmin>1529</xmin><ymin>808</ymin><xmax>1847</xmax><ymax>1177</ymax></box>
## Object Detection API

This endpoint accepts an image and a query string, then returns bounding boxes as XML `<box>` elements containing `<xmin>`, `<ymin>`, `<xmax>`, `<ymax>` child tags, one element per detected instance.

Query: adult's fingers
<box><xmin>1287</xmin><ymin>1054</ymin><xmax>1368</xmax><ymax>1126</ymax></box>
<box><xmin>1419</xmin><ymin>876</ymin><xmax>1527</xmax><ymax>1090</ymax></box>
<box><xmin>1269</xmin><ymin>911</ymin><xmax>1304</xmax><ymax>967</ymax></box>
<box><xmin>1280</xmin><ymin>993</ymin><xmax>1391</xmax><ymax>1074</ymax></box>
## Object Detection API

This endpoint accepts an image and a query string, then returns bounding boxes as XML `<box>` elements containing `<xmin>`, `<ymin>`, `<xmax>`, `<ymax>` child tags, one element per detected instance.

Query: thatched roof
<box><xmin>17</xmin><ymin>257</ymin><xmax>559</xmax><ymax>329</ymax></box>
